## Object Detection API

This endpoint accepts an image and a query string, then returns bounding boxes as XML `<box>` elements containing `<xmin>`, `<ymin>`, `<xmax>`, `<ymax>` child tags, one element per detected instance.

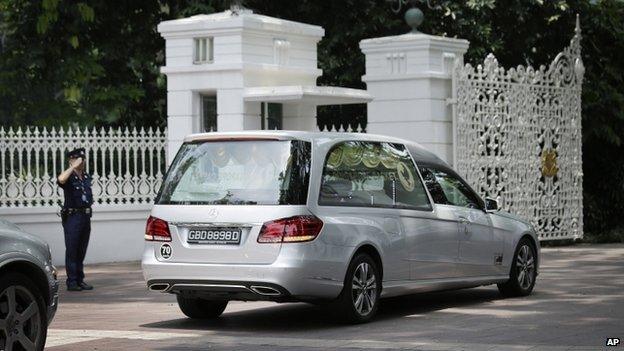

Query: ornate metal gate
<box><xmin>453</xmin><ymin>19</ymin><xmax>584</xmax><ymax>240</ymax></box>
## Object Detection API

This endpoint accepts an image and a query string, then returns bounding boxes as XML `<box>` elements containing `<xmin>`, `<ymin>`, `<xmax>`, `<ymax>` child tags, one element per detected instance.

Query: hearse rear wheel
<box><xmin>332</xmin><ymin>253</ymin><xmax>381</xmax><ymax>324</ymax></box>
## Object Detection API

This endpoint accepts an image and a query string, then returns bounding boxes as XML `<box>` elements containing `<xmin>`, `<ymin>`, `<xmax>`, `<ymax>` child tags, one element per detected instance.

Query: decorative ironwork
<box><xmin>318</xmin><ymin>123</ymin><xmax>366</xmax><ymax>133</ymax></box>
<box><xmin>0</xmin><ymin>126</ymin><xmax>167</xmax><ymax>207</ymax></box>
<box><xmin>453</xmin><ymin>17</ymin><xmax>584</xmax><ymax>240</ymax></box>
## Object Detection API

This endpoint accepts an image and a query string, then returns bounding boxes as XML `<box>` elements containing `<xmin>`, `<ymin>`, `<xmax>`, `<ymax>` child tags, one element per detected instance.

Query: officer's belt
<box><xmin>63</xmin><ymin>207</ymin><xmax>92</xmax><ymax>215</ymax></box>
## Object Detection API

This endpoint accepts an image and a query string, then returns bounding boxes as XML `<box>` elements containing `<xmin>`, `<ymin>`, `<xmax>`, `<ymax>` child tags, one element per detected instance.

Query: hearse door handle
<box><xmin>459</xmin><ymin>217</ymin><xmax>470</xmax><ymax>225</ymax></box>
<box><xmin>458</xmin><ymin>217</ymin><xmax>471</xmax><ymax>234</ymax></box>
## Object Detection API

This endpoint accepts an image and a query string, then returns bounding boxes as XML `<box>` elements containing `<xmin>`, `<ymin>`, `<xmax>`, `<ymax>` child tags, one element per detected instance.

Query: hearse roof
<box><xmin>183</xmin><ymin>130</ymin><xmax>449</xmax><ymax>167</ymax></box>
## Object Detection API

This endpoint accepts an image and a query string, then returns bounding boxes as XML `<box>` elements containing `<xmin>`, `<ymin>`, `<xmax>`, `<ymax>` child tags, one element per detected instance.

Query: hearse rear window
<box><xmin>157</xmin><ymin>140</ymin><xmax>311</xmax><ymax>205</ymax></box>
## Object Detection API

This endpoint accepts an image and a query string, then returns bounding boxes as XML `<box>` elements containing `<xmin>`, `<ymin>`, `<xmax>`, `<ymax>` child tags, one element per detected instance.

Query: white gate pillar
<box><xmin>166</xmin><ymin>90</ymin><xmax>199</xmax><ymax>162</ymax></box>
<box><xmin>360</xmin><ymin>33</ymin><xmax>469</xmax><ymax>164</ymax></box>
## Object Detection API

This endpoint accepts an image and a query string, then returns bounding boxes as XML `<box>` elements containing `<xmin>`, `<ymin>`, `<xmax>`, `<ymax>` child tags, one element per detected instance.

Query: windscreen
<box><xmin>157</xmin><ymin>140</ymin><xmax>311</xmax><ymax>205</ymax></box>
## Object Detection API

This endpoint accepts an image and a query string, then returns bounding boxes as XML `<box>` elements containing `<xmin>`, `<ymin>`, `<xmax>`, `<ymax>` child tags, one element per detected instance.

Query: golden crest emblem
<box><xmin>541</xmin><ymin>149</ymin><xmax>558</xmax><ymax>178</ymax></box>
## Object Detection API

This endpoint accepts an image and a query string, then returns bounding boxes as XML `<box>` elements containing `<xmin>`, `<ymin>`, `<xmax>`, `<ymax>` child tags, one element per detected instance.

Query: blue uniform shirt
<box><xmin>58</xmin><ymin>172</ymin><xmax>94</xmax><ymax>208</ymax></box>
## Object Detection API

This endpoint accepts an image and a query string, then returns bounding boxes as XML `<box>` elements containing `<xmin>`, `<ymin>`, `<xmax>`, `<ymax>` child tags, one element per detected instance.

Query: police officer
<box><xmin>57</xmin><ymin>147</ymin><xmax>94</xmax><ymax>291</ymax></box>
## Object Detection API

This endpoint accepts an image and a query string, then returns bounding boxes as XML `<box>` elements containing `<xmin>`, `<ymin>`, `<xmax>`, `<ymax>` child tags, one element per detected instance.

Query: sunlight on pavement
<box><xmin>46</xmin><ymin>329</ymin><xmax>200</xmax><ymax>348</ymax></box>
<box><xmin>433</xmin><ymin>307</ymin><xmax>544</xmax><ymax>318</ymax></box>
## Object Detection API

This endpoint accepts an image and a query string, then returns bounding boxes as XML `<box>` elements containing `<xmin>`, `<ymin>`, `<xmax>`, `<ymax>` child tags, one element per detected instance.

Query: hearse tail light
<box><xmin>145</xmin><ymin>216</ymin><xmax>172</xmax><ymax>242</ymax></box>
<box><xmin>258</xmin><ymin>215</ymin><xmax>323</xmax><ymax>243</ymax></box>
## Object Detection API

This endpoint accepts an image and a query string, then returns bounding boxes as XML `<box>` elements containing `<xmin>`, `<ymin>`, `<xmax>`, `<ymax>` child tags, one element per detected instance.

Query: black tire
<box><xmin>498</xmin><ymin>238</ymin><xmax>537</xmax><ymax>297</ymax></box>
<box><xmin>0</xmin><ymin>272</ymin><xmax>48</xmax><ymax>351</ymax></box>
<box><xmin>176</xmin><ymin>295</ymin><xmax>228</xmax><ymax>319</ymax></box>
<box><xmin>332</xmin><ymin>253</ymin><xmax>381</xmax><ymax>324</ymax></box>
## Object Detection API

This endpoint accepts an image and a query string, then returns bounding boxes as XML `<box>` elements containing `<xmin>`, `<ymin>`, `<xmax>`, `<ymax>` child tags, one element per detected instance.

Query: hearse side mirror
<box><xmin>485</xmin><ymin>197</ymin><xmax>499</xmax><ymax>212</ymax></box>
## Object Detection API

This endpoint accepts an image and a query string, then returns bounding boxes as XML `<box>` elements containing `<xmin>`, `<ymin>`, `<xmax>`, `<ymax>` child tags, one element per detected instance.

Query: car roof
<box><xmin>183</xmin><ymin>130</ymin><xmax>449</xmax><ymax>167</ymax></box>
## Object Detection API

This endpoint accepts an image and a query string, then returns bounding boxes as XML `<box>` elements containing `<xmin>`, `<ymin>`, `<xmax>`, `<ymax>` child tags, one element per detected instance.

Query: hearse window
<box><xmin>319</xmin><ymin>141</ymin><xmax>431</xmax><ymax>211</ymax></box>
<box><xmin>419</xmin><ymin>166</ymin><xmax>481</xmax><ymax>209</ymax></box>
<box><xmin>157</xmin><ymin>140</ymin><xmax>311</xmax><ymax>205</ymax></box>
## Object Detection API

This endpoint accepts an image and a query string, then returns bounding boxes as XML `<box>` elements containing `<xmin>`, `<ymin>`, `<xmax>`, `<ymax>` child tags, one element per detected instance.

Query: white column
<box><xmin>360</xmin><ymin>33</ymin><xmax>469</xmax><ymax>165</ymax></box>
<box><xmin>244</xmin><ymin>101</ymin><xmax>262</xmax><ymax>130</ymax></box>
<box><xmin>217</xmin><ymin>89</ymin><xmax>262</xmax><ymax>131</ymax></box>
<box><xmin>282</xmin><ymin>104</ymin><xmax>317</xmax><ymax>131</ymax></box>
<box><xmin>166</xmin><ymin>90</ymin><xmax>198</xmax><ymax>163</ymax></box>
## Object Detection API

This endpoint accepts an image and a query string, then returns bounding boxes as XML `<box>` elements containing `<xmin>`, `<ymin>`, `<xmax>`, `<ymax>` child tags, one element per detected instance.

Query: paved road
<box><xmin>46</xmin><ymin>245</ymin><xmax>624</xmax><ymax>350</ymax></box>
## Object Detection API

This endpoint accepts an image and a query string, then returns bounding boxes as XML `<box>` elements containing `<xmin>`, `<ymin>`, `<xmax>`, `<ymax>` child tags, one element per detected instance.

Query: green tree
<box><xmin>0</xmin><ymin>0</ymin><xmax>219</xmax><ymax>128</ymax></box>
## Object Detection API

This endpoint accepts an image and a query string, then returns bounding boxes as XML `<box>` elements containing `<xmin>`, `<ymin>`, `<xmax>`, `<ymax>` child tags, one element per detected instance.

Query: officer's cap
<box><xmin>67</xmin><ymin>147</ymin><xmax>86</xmax><ymax>159</ymax></box>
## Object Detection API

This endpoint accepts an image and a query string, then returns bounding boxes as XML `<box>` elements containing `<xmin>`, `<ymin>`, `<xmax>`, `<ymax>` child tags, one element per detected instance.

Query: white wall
<box><xmin>0</xmin><ymin>205</ymin><xmax>150</xmax><ymax>266</ymax></box>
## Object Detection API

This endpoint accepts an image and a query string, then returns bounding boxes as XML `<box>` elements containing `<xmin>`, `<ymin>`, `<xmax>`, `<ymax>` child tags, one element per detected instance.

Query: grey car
<box><xmin>0</xmin><ymin>219</ymin><xmax>59</xmax><ymax>350</ymax></box>
<box><xmin>142</xmin><ymin>131</ymin><xmax>540</xmax><ymax>323</ymax></box>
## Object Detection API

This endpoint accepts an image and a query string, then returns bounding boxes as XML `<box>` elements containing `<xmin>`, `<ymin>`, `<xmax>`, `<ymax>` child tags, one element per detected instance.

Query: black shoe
<box><xmin>67</xmin><ymin>283</ymin><xmax>82</xmax><ymax>291</ymax></box>
<box><xmin>79</xmin><ymin>282</ymin><xmax>94</xmax><ymax>290</ymax></box>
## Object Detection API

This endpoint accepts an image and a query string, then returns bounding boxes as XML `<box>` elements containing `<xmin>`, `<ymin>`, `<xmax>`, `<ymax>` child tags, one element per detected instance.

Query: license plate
<box><xmin>187</xmin><ymin>227</ymin><xmax>242</xmax><ymax>245</ymax></box>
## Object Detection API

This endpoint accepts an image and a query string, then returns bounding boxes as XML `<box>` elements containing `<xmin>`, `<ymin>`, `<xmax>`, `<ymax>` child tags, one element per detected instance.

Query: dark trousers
<box><xmin>62</xmin><ymin>212</ymin><xmax>91</xmax><ymax>286</ymax></box>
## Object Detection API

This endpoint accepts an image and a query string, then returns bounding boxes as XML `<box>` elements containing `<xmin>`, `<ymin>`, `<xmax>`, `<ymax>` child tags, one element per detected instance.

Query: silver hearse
<box><xmin>142</xmin><ymin>131</ymin><xmax>539</xmax><ymax>323</ymax></box>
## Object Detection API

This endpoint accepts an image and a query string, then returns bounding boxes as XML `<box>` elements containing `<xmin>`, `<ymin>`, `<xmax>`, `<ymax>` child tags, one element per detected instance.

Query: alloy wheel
<box><xmin>0</xmin><ymin>285</ymin><xmax>42</xmax><ymax>351</ymax></box>
<box><xmin>516</xmin><ymin>244</ymin><xmax>535</xmax><ymax>290</ymax></box>
<box><xmin>351</xmin><ymin>262</ymin><xmax>377</xmax><ymax>316</ymax></box>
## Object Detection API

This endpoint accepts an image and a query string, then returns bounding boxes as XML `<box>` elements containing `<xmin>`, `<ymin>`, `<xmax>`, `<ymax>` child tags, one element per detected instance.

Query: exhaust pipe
<box><xmin>250</xmin><ymin>285</ymin><xmax>281</xmax><ymax>296</ymax></box>
<box><xmin>149</xmin><ymin>283</ymin><xmax>170</xmax><ymax>292</ymax></box>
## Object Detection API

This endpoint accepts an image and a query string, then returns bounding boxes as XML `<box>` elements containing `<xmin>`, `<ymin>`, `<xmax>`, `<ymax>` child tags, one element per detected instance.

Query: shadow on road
<box><xmin>140</xmin><ymin>287</ymin><xmax>503</xmax><ymax>332</ymax></box>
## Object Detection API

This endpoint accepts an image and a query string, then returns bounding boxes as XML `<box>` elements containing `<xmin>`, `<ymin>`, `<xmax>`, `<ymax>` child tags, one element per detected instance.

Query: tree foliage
<box><xmin>0</xmin><ymin>0</ymin><xmax>622</xmax><ymax>234</ymax></box>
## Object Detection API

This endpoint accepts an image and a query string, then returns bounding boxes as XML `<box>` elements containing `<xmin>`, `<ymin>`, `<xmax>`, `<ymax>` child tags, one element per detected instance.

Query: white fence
<box><xmin>0</xmin><ymin>126</ymin><xmax>167</xmax><ymax>265</ymax></box>
<box><xmin>0</xmin><ymin>126</ymin><xmax>167</xmax><ymax>207</ymax></box>
<box><xmin>318</xmin><ymin>122</ymin><xmax>366</xmax><ymax>133</ymax></box>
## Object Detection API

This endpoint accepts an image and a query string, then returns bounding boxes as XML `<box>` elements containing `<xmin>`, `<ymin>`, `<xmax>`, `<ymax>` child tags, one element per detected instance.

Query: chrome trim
<box><xmin>250</xmin><ymin>285</ymin><xmax>282</xmax><ymax>296</ymax></box>
<box><xmin>381</xmin><ymin>275</ymin><xmax>510</xmax><ymax>298</ymax></box>
<box><xmin>148</xmin><ymin>283</ymin><xmax>170</xmax><ymax>292</ymax></box>
<box><xmin>161</xmin><ymin>283</ymin><xmax>283</xmax><ymax>297</ymax></box>
<box><xmin>169</xmin><ymin>222</ymin><xmax>256</xmax><ymax>228</ymax></box>
<box><xmin>169</xmin><ymin>283</ymin><xmax>251</xmax><ymax>292</ymax></box>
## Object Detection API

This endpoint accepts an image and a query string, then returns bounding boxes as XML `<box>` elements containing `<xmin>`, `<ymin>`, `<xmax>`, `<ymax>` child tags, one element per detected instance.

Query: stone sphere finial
<box><xmin>228</xmin><ymin>0</ymin><xmax>245</xmax><ymax>15</ymax></box>
<box><xmin>404</xmin><ymin>6</ymin><xmax>424</xmax><ymax>33</ymax></box>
